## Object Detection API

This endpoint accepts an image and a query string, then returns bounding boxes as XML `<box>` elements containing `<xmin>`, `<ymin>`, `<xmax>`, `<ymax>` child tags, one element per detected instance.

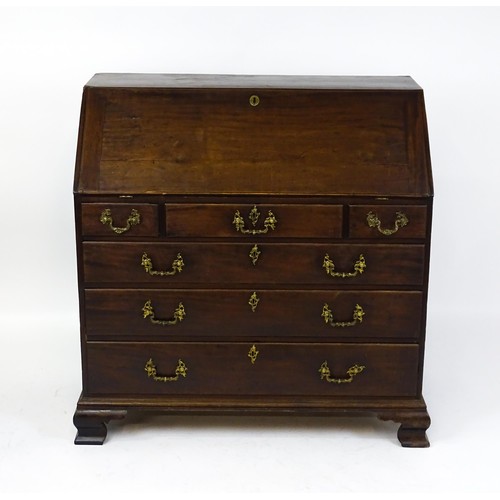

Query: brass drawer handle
<box><xmin>366</xmin><ymin>211</ymin><xmax>409</xmax><ymax>235</ymax></box>
<box><xmin>233</xmin><ymin>205</ymin><xmax>277</xmax><ymax>235</ymax></box>
<box><xmin>99</xmin><ymin>208</ymin><xmax>141</xmax><ymax>234</ymax></box>
<box><xmin>323</xmin><ymin>254</ymin><xmax>366</xmax><ymax>278</ymax></box>
<box><xmin>319</xmin><ymin>361</ymin><xmax>365</xmax><ymax>384</ymax></box>
<box><xmin>145</xmin><ymin>358</ymin><xmax>187</xmax><ymax>382</ymax></box>
<box><xmin>322</xmin><ymin>303</ymin><xmax>365</xmax><ymax>327</ymax></box>
<box><xmin>141</xmin><ymin>252</ymin><xmax>184</xmax><ymax>276</ymax></box>
<box><xmin>142</xmin><ymin>300</ymin><xmax>186</xmax><ymax>326</ymax></box>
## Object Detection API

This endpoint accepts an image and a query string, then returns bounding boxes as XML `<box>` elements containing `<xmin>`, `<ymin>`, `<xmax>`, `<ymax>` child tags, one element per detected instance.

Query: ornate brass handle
<box><xmin>145</xmin><ymin>358</ymin><xmax>187</xmax><ymax>382</ymax></box>
<box><xmin>366</xmin><ymin>211</ymin><xmax>409</xmax><ymax>235</ymax></box>
<box><xmin>323</xmin><ymin>254</ymin><xmax>366</xmax><ymax>278</ymax></box>
<box><xmin>99</xmin><ymin>208</ymin><xmax>141</xmax><ymax>234</ymax></box>
<box><xmin>319</xmin><ymin>361</ymin><xmax>365</xmax><ymax>384</ymax></box>
<box><xmin>141</xmin><ymin>253</ymin><xmax>184</xmax><ymax>276</ymax></box>
<box><xmin>233</xmin><ymin>205</ymin><xmax>277</xmax><ymax>235</ymax></box>
<box><xmin>142</xmin><ymin>300</ymin><xmax>186</xmax><ymax>326</ymax></box>
<box><xmin>321</xmin><ymin>303</ymin><xmax>365</xmax><ymax>327</ymax></box>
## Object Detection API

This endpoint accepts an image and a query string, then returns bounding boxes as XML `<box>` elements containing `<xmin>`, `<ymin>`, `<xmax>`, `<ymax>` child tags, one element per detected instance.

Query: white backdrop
<box><xmin>0</xmin><ymin>6</ymin><xmax>499</xmax><ymax>496</ymax></box>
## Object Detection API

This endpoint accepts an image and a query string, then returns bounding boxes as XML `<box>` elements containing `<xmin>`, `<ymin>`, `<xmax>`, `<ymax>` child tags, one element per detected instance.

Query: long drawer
<box><xmin>84</xmin><ymin>289</ymin><xmax>423</xmax><ymax>339</ymax></box>
<box><xmin>83</xmin><ymin>242</ymin><xmax>425</xmax><ymax>285</ymax></box>
<box><xmin>85</xmin><ymin>341</ymin><xmax>420</xmax><ymax>397</ymax></box>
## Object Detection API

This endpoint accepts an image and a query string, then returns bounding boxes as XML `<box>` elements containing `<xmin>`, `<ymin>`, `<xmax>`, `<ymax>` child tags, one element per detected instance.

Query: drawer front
<box><xmin>165</xmin><ymin>204</ymin><xmax>343</xmax><ymax>238</ymax></box>
<box><xmin>82</xmin><ymin>242</ymin><xmax>425</xmax><ymax>286</ymax></box>
<box><xmin>349</xmin><ymin>205</ymin><xmax>428</xmax><ymax>239</ymax></box>
<box><xmin>81</xmin><ymin>203</ymin><xmax>159</xmax><ymax>237</ymax></box>
<box><xmin>85</xmin><ymin>341</ymin><xmax>419</xmax><ymax>397</ymax></box>
<box><xmin>84</xmin><ymin>289</ymin><xmax>423</xmax><ymax>340</ymax></box>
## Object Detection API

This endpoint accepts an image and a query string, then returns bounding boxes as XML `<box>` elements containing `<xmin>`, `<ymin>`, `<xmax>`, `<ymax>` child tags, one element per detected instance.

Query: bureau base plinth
<box><xmin>73</xmin><ymin>395</ymin><xmax>430</xmax><ymax>447</ymax></box>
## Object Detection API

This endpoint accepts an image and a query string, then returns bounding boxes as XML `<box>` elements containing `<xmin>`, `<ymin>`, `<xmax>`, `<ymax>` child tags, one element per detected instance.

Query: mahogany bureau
<box><xmin>73</xmin><ymin>74</ymin><xmax>433</xmax><ymax>446</ymax></box>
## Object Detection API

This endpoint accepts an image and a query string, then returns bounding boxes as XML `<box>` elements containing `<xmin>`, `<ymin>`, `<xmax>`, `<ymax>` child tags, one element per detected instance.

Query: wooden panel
<box><xmin>83</xmin><ymin>242</ymin><xmax>425</xmax><ymax>286</ymax></box>
<box><xmin>349</xmin><ymin>205</ymin><xmax>428</xmax><ymax>239</ymax></box>
<box><xmin>84</xmin><ymin>289</ymin><xmax>423</xmax><ymax>340</ymax></box>
<box><xmin>81</xmin><ymin>203</ymin><xmax>158</xmax><ymax>237</ymax></box>
<box><xmin>85</xmin><ymin>341</ymin><xmax>420</xmax><ymax>397</ymax></box>
<box><xmin>86</xmin><ymin>88</ymin><xmax>429</xmax><ymax>196</ymax></box>
<box><xmin>165</xmin><ymin>204</ymin><xmax>342</xmax><ymax>238</ymax></box>
<box><xmin>74</xmin><ymin>89</ymin><xmax>106</xmax><ymax>193</ymax></box>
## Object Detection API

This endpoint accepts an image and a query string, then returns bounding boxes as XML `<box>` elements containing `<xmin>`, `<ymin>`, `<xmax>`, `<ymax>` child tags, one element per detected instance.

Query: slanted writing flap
<box><xmin>75</xmin><ymin>75</ymin><xmax>432</xmax><ymax>197</ymax></box>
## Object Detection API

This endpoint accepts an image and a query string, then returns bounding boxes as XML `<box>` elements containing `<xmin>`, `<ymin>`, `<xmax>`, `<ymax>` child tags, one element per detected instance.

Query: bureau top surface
<box><xmin>86</xmin><ymin>73</ymin><xmax>423</xmax><ymax>90</ymax></box>
<box><xmin>75</xmin><ymin>74</ymin><xmax>433</xmax><ymax>197</ymax></box>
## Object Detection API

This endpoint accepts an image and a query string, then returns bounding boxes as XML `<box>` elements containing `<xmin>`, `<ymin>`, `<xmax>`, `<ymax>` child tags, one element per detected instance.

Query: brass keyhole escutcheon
<box><xmin>249</xmin><ymin>244</ymin><xmax>261</xmax><ymax>266</ymax></box>
<box><xmin>249</xmin><ymin>95</ymin><xmax>260</xmax><ymax>107</ymax></box>
<box><xmin>248</xmin><ymin>292</ymin><xmax>260</xmax><ymax>312</ymax></box>
<box><xmin>248</xmin><ymin>345</ymin><xmax>259</xmax><ymax>364</ymax></box>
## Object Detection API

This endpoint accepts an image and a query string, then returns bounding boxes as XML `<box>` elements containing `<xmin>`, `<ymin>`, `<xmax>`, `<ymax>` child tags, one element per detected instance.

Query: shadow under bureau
<box><xmin>73</xmin><ymin>74</ymin><xmax>433</xmax><ymax>446</ymax></box>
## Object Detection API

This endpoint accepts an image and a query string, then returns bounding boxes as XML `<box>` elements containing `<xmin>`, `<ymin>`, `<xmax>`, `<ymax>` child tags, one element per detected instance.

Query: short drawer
<box><xmin>82</xmin><ymin>242</ymin><xmax>425</xmax><ymax>286</ymax></box>
<box><xmin>81</xmin><ymin>203</ymin><xmax>159</xmax><ymax>237</ymax></box>
<box><xmin>85</xmin><ymin>341</ymin><xmax>420</xmax><ymax>397</ymax></box>
<box><xmin>349</xmin><ymin>205</ymin><xmax>428</xmax><ymax>239</ymax></box>
<box><xmin>84</xmin><ymin>289</ymin><xmax>423</xmax><ymax>340</ymax></box>
<box><xmin>165</xmin><ymin>204</ymin><xmax>343</xmax><ymax>238</ymax></box>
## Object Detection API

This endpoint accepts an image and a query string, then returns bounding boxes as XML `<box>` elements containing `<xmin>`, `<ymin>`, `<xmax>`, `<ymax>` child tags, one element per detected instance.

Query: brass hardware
<box><xmin>248</xmin><ymin>292</ymin><xmax>260</xmax><ymax>312</ymax></box>
<box><xmin>145</xmin><ymin>358</ymin><xmax>187</xmax><ymax>382</ymax></box>
<box><xmin>249</xmin><ymin>244</ymin><xmax>261</xmax><ymax>266</ymax></box>
<box><xmin>323</xmin><ymin>254</ymin><xmax>366</xmax><ymax>278</ymax></box>
<box><xmin>366</xmin><ymin>211</ymin><xmax>409</xmax><ymax>235</ymax></box>
<box><xmin>142</xmin><ymin>300</ymin><xmax>186</xmax><ymax>326</ymax></box>
<box><xmin>99</xmin><ymin>208</ymin><xmax>141</xmax><ymax>234</ymax></box>
<box><xmin>249</xmin><ymin>95</ymin><xmax>260</xmax><ymax>106</ymax></box>
<box><xmin>233</xmin><ymin>205</ymin><xmax>277</xmax><ymax>235</ymax></box>
<box><xmin>319</xmin><ymin>361</ymin><xmax>365</xmax><ymax>384</ymax></box>
<box><xmin>141</xmin><ymin>252</ymin><xmax>184</xmax><ymax>276</ymax></box>
<box><xmin>248</xmin><ymin>345</ymin><xmax>259</xmax><ymax>364</ymax></box>
<box><xmin>322</xmin><ymin>303</ymin><xmax>365</xmax><ymax>327</ymax></box>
